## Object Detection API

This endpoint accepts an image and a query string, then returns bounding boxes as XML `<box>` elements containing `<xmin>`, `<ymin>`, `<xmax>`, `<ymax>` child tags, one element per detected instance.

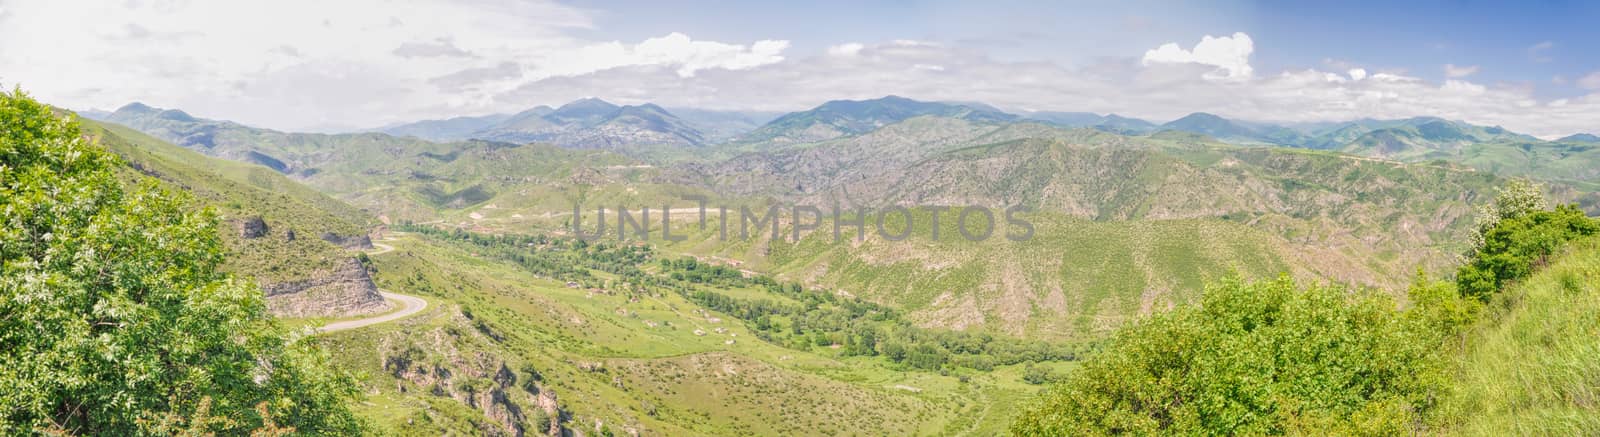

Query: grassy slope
<box><xmin>79</xmin><ymin>117</ymin><xmax>371</xmax><ymax>284</ymax></box>
<box><xmin>416</xmin><ymin>138</ymin><xmax>1504</xmax><ymax>340</ymax></box>
<box><xmin>1443</xmin><ymin>236</ymin><xmax>1600</xmax><ymax>435</ymax></box>
<box><xmin>325</xmin><ymin>232</ymin><xmax>1055</xmax><ymax>436</ymax></box>
<box><xmin>643</xmin><ymin>211</ymin><xmax>1295</xmax><ymax>340</ymax></box>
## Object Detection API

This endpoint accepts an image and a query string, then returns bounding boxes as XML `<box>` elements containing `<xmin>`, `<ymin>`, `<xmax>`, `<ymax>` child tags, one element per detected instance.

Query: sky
<box><xmin>1</xmin><ymin>0</ymin><xmax>1597</xmax><ymax>138</ymax></box>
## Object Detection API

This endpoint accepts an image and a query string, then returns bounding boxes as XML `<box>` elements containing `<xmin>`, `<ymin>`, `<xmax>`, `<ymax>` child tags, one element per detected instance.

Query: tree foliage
<box><xmin>1010</xmin><ymin>276</ymin><xmax>1459</xmax><ymax>436</ymax></box>
<box><xmin>1456</xmin><ymin>204</ymin><xmax>1599</xmax><ymax>301</ymax></box>
<box><xmin>1467</xmin><ymin>178</ymin><xmax>1550</xmax><ymax>254</ymax></box>
<box><xmin>0</xmin><ymin>90</ymin><xmax>363</xmax><ymax>435</ymax></box>
<box><xmin>1457</xmin><ymin>180</ymin><xmax>1599</xmax><ymax>301</ymax></box>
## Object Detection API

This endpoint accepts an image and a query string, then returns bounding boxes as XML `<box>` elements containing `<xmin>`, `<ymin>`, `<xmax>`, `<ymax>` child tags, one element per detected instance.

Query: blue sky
<box><xmin>1</xmin><ymin>0</ymin><xmax>1596</xmax><ymax>136</ymax></box>
<box><xmin>584</xmin><ymin>0</ymin><xmax>1599</xmax><ymax>96</ymax></box>
<box><xmin>1250</xmin><ymin>1</ymin><xmax>1598</xmax><ymax>94</ymax></box>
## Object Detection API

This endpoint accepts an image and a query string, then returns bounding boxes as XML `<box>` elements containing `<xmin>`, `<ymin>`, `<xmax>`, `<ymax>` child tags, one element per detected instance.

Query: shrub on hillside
<box><xmin>1010</xmin><ymin>276</ymin><xmax>1457</xmax><ymax>436</ymax></box>
<box><xmin>1457</xmin><ymin>204</ymin><xmax>1600</xmax><ymax>301</ymax></box>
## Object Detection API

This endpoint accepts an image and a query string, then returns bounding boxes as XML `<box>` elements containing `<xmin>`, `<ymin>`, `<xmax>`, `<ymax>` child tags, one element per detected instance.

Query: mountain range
<box><xmin>376</xmin><ymin>98</ymin><xmax>783</xmax><ymax>148</ymax></box>
<box><xmin>86</xmin><ymin>95</ymin><xmax>1600</xmax><ymax>192</ymax></box>
<box><xmin>96</xmin><ymin>95</ymin><xmax>1600</xmax><ymax>172</ymax></box>
<box><xmin>65</xmin><ymin>91</ymin><xmax>1600</xmax><ymax>435</ymax></box>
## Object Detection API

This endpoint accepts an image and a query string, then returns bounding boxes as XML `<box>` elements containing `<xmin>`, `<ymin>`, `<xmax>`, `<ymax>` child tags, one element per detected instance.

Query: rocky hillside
<box><xmin>81</xmin><ymin>116</ymin><xmax>388</xmax><ymax>317</ymax></box>
<box><xmin>654</xmin><ymin>122</ymin><xmax>1515</xmax><ymax>336</ymax></box>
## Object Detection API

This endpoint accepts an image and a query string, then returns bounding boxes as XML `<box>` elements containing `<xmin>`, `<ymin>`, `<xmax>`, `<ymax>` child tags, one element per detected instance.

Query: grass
<box><xmin>313</xmin><ymin>231</ymin><xmax>1065</xmax><ymax>435</ymax></box>
<box><xmin>79</xmin><ymin>116</ymin><xmax>372</xmax><ymax>286</ymax></box>
<box><xmin>646</xmin><ymin>210</ymin><xmax>1352</xmax><ymax>340</ymax></box>
<box><xmin>1440</xmin><ymin>236</ymin><xmax>1600</xmax><ymax>435</ymax></box>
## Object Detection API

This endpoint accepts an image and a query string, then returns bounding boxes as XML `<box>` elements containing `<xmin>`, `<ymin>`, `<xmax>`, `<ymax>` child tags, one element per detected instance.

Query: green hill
<box><xmin>1338</xmin><ymin>118</ymin><xmax>1534</xmax><ymax>157</ymax></box>
<box><xmin>77</xmin><ymin>116</ymin><xmax>386</xmax><ymax>317</ymax></box>
<box><xmin>737</xmin><ymin>95</ymin><xmax>1019</xmax><ymax>146</ymax></box>
<box><xmin>94</xmin><ymin>102</ymin><xmax>475</xmax><ymax>179</ymax></box>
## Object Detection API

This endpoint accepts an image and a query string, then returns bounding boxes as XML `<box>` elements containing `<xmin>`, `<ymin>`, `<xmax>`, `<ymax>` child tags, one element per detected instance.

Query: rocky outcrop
<box><xmin>533</xmin><ymin>389</ymin><xmax>561</xmax><ymax>436</ymax></box>
<box><xmin>381</xmin><ymin>320</ymin><xmax>566</xmax><ymax>437</ymax></box>
<box><xmin>262</xmin><ymin>257</ymin><xmax>388</xmax><ymax>317</ymax></box>
<box><xmin>319</xmin><ymin>232</ymin><xmax>374</xmax><ymax>250</ymax></box>
<box><xmin>237</xmin><ymin>216</ymin><xmax>269</xmax><ymax>239</ymax></box>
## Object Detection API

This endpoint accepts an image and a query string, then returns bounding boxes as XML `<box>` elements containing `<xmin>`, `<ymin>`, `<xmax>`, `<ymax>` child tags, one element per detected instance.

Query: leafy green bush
<box><xmin>1456</xmin><ymin>204</ymin><xmax>1599</xmax><ymax>300</ymax></box>
<box><xmin>0</xmin><ymin>89</ymin><xmax>363</xmax><ymax>435</ymax></box>
<box><xmin>1010</xmin><ymin>276</ymin><xmax>1456</xmax><ymax>436</ymax></box>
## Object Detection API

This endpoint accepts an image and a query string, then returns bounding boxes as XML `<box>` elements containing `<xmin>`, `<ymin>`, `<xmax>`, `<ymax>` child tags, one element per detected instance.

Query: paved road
<box><xmin>315</xmin><ymin>290</ymin><xmax>427</xmax><ymax>334</ymax></box>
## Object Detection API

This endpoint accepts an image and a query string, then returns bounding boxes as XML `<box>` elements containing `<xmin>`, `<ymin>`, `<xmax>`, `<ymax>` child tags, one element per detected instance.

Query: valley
<box><xmin>14</xmin><ymin>87</ymin><xmax>1600</xmax><ymax>435</ymax></box>
<box><xmin>9</xmin><ymin>4</ymin><xmax>1600</xmax><ymax>435</ymax></box>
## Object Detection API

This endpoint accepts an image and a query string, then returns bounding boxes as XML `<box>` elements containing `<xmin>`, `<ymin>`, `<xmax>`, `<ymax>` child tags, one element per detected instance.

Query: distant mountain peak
<box><xmin>157</xmin><ymin>109</ymin><xmax>197</xmax><ymax>122</ymax></box>
<box><xmin>508</xmin><ymin>105</ymin><xmax>555</xmax><ymax>117</ymax></box>
<box><xmin>115</xmin><ymin>102</ymin><xmax>159</xmax><ymax>115</ymax></box>
<box><xmin>1557</xmin><ymin>133</ymin><xmax>1600</xmax><ymax>143</ymax></box>
<box><xmin>741</xmin><ymin>95</ymin><xmax>1019</xmax><ymax>145</ymax></box>
<box><xmin>557</xmin><ymin>97</ymin><xmax>618</xmax><ymax>111</ymax></box>
<box><xmin>1173</xmin><ymin>112</ymin><xmax>1226</xmax><ymax>122</ymax></box>
<box><xmin>627</xmin><ymin>102</ymin><xmax>670</xmax><ymax>113</ymax></box>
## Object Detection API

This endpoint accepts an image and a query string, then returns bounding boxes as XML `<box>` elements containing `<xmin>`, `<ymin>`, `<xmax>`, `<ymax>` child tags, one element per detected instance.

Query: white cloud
<box><xmin>1442</xmin><ymin>80</ymin><xmax>1487</xmax><ymax>95</ymax></box>
<box><xmin>1578</xmin><ymin>71</ymin><xmax>1600</xmax><ymax>90</ymax></box>
<box><xmin>626</xmin><ymin>33</ymin><xmax>788</xmax><ymax>77</ymax></box>
<box><xmin>828</xmin><ymin>43</ymin><xmax>866</xmax><ymax>57</ymax></box>
<box><xmin>0</xmin><ymin>0</ymin><xmax>786</xmax><ymax>130</ymax></box>
<box><xmin>1444</xmin><ymin>64</ymin><xmax>1479</xmax><ymax>78</ymax></box>
<box><xmin>1141</xmin><ymin>32</ymin><xmax>1254</xmax><ymax>80</ymax></box>
<box><xmin>5</xmin><ymin>11</ymin><xmax>1599</xmax><ymax>140</ymax></box>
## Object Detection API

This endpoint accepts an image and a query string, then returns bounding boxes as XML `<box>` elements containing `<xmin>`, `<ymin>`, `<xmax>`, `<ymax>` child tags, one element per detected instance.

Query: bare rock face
<box><xmin>320</xmin><ymin>232</ymin><xmax>374</xmax><ymax>250</ymax></box>
<box><xmin>237</xmin><ymin>216</ymin><xmax>270</xmax><ymax>239</ymax></box>
<box><xmin>262</xmin><ymin>257</ymin><xmax>388</xmax><ymax>317</ymax></box>
<box><xmin>534</xmin><ymin>390</ymin><xmax>561</xmax><ymax>436</ymax></box>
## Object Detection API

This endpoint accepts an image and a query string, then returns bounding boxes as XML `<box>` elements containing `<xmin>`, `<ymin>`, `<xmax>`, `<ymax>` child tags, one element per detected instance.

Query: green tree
<box><xmin>1456</xmin><ymin>203</ymin><xmax>1599</xmax><ymax>300</ymax></box>
<box><xmin>1467</xmin><ymin>178</ymin><xmax>1549</xmax><ymax>254</ymax></box>
<box><xmin>0</xmin><ymin>89</ymin><xmax>364</xmax><ymax>435</ymax></box>
<box><xmin>1021</xmin><ymin>363</ymin><xmax>1053</xmax><ymax>385</ymax></box>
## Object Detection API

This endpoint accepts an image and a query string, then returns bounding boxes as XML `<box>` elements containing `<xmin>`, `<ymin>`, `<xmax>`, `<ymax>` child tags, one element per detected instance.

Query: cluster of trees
<box><xmin>1011</xmin><ymin>179</ymin><xmax>1600</xmax><ymax>436</ymax></box>
<box><xmin>657</xmin><ymin>257</ymin><xmax>1086</xmax><ymax>371</ymax></box>
<box><xmin>0</xmin><ymin>90</ymin><xmax>363</xmax><ymax>434</ymax></box>
<box><xmin>660</xmin><ymin>257</ymin><xmax>746</xmax><ymax>286</ymax></box>
<box><xmin>405</xmin><ymin>228</ymin><xmax>1095</xmax><ymax>374</ymax></box>
<box><xmin>402</xmin><ymin>224</ymin><xmax>655</xmax><ymax>289</ymax></box>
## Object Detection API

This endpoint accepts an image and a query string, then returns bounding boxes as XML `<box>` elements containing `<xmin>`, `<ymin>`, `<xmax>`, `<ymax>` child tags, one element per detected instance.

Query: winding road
<box><xmin>368</xmin><ymin>241</ymin><xmax>395</xmax><ymax>255</ymax></box>
<box><xmin>315</xmin><ymin>291</ymin><xmax>427</xmax><ymax>333</ymax></box>
<box><xmin>311</xmin><ymin>239</ymin><xmax>426</xmax><ymax>334</ymax></box>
